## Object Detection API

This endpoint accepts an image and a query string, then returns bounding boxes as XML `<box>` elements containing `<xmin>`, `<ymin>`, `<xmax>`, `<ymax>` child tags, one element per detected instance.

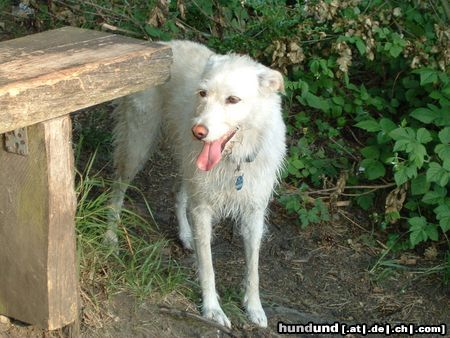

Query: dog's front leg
<box><xmin>241</xmin><ymin>209</ymin><xmax>268</xmax><ymax>328</ymax></box>
<box><xmin>190</xmin><ymin>204</ymin><xmax>231</xmax><ymax>328</ymax></box>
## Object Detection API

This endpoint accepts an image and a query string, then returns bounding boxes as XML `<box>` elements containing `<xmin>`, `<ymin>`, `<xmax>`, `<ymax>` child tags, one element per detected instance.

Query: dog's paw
<box><xmin>203</xmin><ymin>306</ymin><xmax>231</xmax><ymax>328</ymax></box>
<box><xmin>246</xmin><ymin>305</ymin><xmax>268</xmax><ymax>328</ymax></box>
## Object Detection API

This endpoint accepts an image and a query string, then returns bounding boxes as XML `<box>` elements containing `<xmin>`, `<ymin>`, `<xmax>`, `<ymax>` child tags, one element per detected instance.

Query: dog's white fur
<box><xmin>107</xmin><ymin>40</ymin><xmax>286</xmax><ymax>328</ymax></box>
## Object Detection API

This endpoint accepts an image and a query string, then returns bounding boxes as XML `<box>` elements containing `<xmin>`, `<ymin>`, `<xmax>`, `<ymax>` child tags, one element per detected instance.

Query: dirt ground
<box><xmin>1</xmin><ymin>108</ymin><xmax>449</xmax><ymax>338</ymax></box>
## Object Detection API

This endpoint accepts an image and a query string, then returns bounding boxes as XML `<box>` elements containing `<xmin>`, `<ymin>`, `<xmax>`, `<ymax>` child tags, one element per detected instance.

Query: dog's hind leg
<box><xmin>176</xmin><ymin>184</ymin><xmax>193</xmax><ymax>249</ymax></box>
<box><xmin>241</xmin><ymin>209</ymin><xmax>268</xmax><ymax>328</ymax></box>
<box><xmin>106</xmin><ymin>89</ymin><xmax>162</xmax><ymax>245</ymax></box>
<box><xmin>190</xmin><ymin>204</ymin><xmax>231</xmax><ymax>328</ymax></box>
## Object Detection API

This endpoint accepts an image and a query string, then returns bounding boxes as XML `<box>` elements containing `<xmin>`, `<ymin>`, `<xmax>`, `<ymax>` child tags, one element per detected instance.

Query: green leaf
<box><xmin>361</xmin><ymin>146</ymin><xmax>380</xmax><ymax>159</ymax></box>
<box><xmin>411</xmin><ymin>175</ymin><xmax>430</xmax><ymax>195</ymax></box>
<box><xmin>291</xmin><ymin>158</ymin><xmax>305</xmax><ymax>169</ymax></box>
<box><xmin>427</xmin><ymin>162</ymin><xmax>450</xmax><ymax>187</ymax></box>
<box><xmin>361</xmin><ymin>159</ymin><xmax>385</xmax><ymax>180</ymax></box>
<box><xmin>434</xmin><ymin>204</ymin><xmax>450</xmax><ymax>232</ymax></box>
<box><xmin>393</xmin><ymin>139</ymin><xmax>410</xmax><ymax>152</ymax></box>
<box><xmin>435</xmin><ymin>144</ymin><xmax>450</xmax><ymax>162</ymax></box>
<box><xmin>310</xmin><ymin>59</ymin><xmax>319</xmax><ymax>74</ymax></box>
<box><xmin>304</xmin><ymin>92</ymin><xmax>330</xmax><ymax>112</ymax></box>
<box><xmin>390</xmin><ymin>127</ymin><xmax>415</xmax><ymax>141</ymax></box>
<box><xmin>389</xmin><ymin>44</ymin><xmax>403</xmax><ymax>57</ymax></box>
<box><xmin>332</xmin><ymin>96</ymin><xmax>345</xmax><ymax>106</ymax></box>
<box><xmin>408</xmin><ymin>143</ymin><xmax>427</xmax><ymax>168</ymax></box>
<box><xmin>355</xmin><ymin>38</ymin><xmax>366</xmax><ymax>55</ymax></box>
<box><xmin>379</xmin><ymin>118</ymin><xmax>397</xmax><ymax>133</ymax></box>
<box><xmin>440</xmin><ymin>217</ymin><xmax>450</xmax><ymax>232</ymax></box>
<box><xmin>438</xmin><ymin>127</ymin><xmax>450</xmax><ymax>144</ymax></box>
<box><xmin>281</xmin><ymin>196</ymin><xmax>300</xmax><ymax>214</ymax></box>
<box><xmin>408</xmin><ymin>216</ymin><xmax>433</xmax><ymax>246</ymax></box>
<box><xmin>425</xmin><ymin>225</ymin><xmax>439</xmax><ymax>241</ymax></box>
<box><xmin>405</xmin><ymin>164</ymin><xmax>418</xmax><ymax>179</ymax></box>
<box><xmin>409</xmin><ymin>216</ymin><xmax>427</xmax><ymax>229</ymax></box>
<box><xmin>410</xmin><ymin>108</ymin><xmax>437</xmax><ymax>124</ymax></box>
<box><xmin>355</xmin><ymin>120</ymin><xmax>380</xmax><ymax>132</ymax></box>
<box><xmin>416</xmin><ymin>128</ymin><xmax>432</xmax><ymax>144</ymax></box>
<box><xmin>422</xmin><ymin>186</ymin><xmax>447</xmax><ymax>205</ymax></box>
<box><xmin>417</xmin><ymin>68</ymin><xmax>438</xmax><ymax>86</ymax></box>
<box><xmin>394</xmin><ymin>166</ymin><xmax>409</xmax><ymax>186</ymax></box>
<box><xmin>409</xmin><ymin>228</ymin><xmax>427</xmax><ymax>247</ymax></box>
<box><xmin>356</xmin><ymin>194</ymin><xmax>374</xmax><ymax>210</ymax></box>
<box><xmin>444</xmin><ymin>159</ymin><xmax>450</xmax><ymax>171</ymax></box>
<box><xmin>287</xmin><ymin>164</ymin><xmax>298</xmax><ymax>176</ymax></box>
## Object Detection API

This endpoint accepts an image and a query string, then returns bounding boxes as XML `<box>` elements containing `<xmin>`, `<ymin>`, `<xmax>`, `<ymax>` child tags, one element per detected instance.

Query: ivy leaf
<box><xmin>355</xmin><ymin>120</ymin><xmax>380</xmax><ymax>132</ymax></box>
<box><xmin>410</xmin><ymin>108</ymin><xmax>438</xmax><ymax>124</ymax></box>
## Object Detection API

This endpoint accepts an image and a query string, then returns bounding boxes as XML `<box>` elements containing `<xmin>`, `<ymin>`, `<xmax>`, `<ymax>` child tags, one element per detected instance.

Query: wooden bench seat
<box><xmin>0</xmin><ymin>26</ymin><xmax>171</xmax><ymax>331</ymax></box>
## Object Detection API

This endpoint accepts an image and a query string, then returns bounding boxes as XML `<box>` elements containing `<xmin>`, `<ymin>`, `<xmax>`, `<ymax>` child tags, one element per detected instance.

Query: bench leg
<box><xmin>0</xmin><ymin>115</ymin><xmax>78</xmax><ymax>330</ymax></box>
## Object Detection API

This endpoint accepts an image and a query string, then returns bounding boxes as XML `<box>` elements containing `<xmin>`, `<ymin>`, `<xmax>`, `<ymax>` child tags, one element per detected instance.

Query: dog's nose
<box><xmin>192</xmin><ymin>124</ymin><xmax>209</xmax><ymax>140</ymax></box>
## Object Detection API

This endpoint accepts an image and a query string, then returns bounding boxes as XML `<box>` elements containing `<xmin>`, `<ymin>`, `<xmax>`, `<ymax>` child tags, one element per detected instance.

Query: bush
<box><xmin>9</xmin><ymin>0</ymin><xmax>448</xmax><ymax>274</ymax></box>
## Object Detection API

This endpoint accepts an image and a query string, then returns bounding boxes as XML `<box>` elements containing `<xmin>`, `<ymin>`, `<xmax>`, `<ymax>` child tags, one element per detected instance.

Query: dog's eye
<box><xmin>198</xmin><ymin>90</ymin><xmax>207</xmax><ymax>98</ymax></box>
<box><xmin>226</xmin><ymin>96</ymin><xmax>241</xmax><ymax>104</ymax></box>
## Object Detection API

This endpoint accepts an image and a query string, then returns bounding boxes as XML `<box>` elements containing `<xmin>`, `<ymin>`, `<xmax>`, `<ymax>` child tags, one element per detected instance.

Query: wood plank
<box><xmin>0</xmin><ymin>115</ymin><xmax>78</xmax><ymax>329</ymax></box>
<box><xmin>0</xmin><ymin>26</ymin><xmax>172</xmax><ymax>133</ymax></box>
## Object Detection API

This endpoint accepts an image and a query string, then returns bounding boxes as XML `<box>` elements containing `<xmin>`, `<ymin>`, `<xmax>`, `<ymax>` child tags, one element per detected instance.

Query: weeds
<box><xmin>75</xmin><ymin>152</ymin><xmax>185</xmax><ymax>305</ymax></box>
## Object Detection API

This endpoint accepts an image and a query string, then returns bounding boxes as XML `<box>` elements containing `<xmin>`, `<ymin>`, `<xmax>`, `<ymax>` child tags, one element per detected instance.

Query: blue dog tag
<box><xmin>235</xmin><ymin>175</ymin><xmax>244</xmax><ymax>191</ymax></box>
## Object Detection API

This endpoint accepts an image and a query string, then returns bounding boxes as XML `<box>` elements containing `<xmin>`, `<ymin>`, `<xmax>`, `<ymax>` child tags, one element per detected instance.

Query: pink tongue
<box><xmin>196</xmin><ymin>140</ymin><xmax>223</xmax><ymax>171</ymax></box>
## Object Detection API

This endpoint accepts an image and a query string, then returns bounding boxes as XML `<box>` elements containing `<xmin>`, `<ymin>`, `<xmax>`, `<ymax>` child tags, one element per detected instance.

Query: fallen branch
<box><xmin>158</xmin><ymin>305</ymin><xmax>238</xmax><ymax>338</ymax></box>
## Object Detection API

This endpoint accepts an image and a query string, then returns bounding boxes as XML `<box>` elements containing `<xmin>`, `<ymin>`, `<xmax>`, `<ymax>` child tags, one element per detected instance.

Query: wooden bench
<box><xmin>0</xmin><ymin>26</ymin><xmax>171</xmax><ymax>332</ymax></box>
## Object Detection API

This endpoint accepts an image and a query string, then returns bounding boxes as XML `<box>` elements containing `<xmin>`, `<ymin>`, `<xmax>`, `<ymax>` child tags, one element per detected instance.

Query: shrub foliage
<box><xmin>7</xmin><ymin>0</ymin><xmax>449</xmax><ymax>270</ymax></box>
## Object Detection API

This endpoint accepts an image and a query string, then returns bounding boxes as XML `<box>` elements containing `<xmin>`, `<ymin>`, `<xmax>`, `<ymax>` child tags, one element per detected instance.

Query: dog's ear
<box><xmin>258</xmin><ymin>68</ymin><xmax>285</xmax><ymax>95</ymax></box>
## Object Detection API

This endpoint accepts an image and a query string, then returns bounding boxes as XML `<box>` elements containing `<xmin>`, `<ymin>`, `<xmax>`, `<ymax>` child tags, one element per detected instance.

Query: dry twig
<box><xmin>158</xmin><ymin>305</ymin><xmax>238</xmax><ymax>337</ymax></box>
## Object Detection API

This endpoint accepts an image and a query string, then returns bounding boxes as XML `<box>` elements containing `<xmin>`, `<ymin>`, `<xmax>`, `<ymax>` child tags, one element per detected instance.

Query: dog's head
<box><xmin>191</xmin><ymin>53</ymin><xmax>284</xmax><ymax>171</ymax></box>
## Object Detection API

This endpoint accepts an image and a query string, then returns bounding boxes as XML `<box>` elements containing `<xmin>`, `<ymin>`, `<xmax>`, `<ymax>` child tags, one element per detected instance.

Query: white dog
<box><xmin>107</xmin><ymin>40</ymin><xmax>286</xmax><ymax>328</ymax></box>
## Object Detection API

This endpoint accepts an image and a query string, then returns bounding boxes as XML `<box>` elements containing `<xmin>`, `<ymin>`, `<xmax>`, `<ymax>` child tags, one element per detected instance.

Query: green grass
<box><xmin>219</xmin><ymin>288</ymin><xmax>247</xmax><ymax>325</ymax></box>
<box><xmin>75</xmin><ymin>152</ymin><xmax>186</xmax><ymax>302</ymax></box>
